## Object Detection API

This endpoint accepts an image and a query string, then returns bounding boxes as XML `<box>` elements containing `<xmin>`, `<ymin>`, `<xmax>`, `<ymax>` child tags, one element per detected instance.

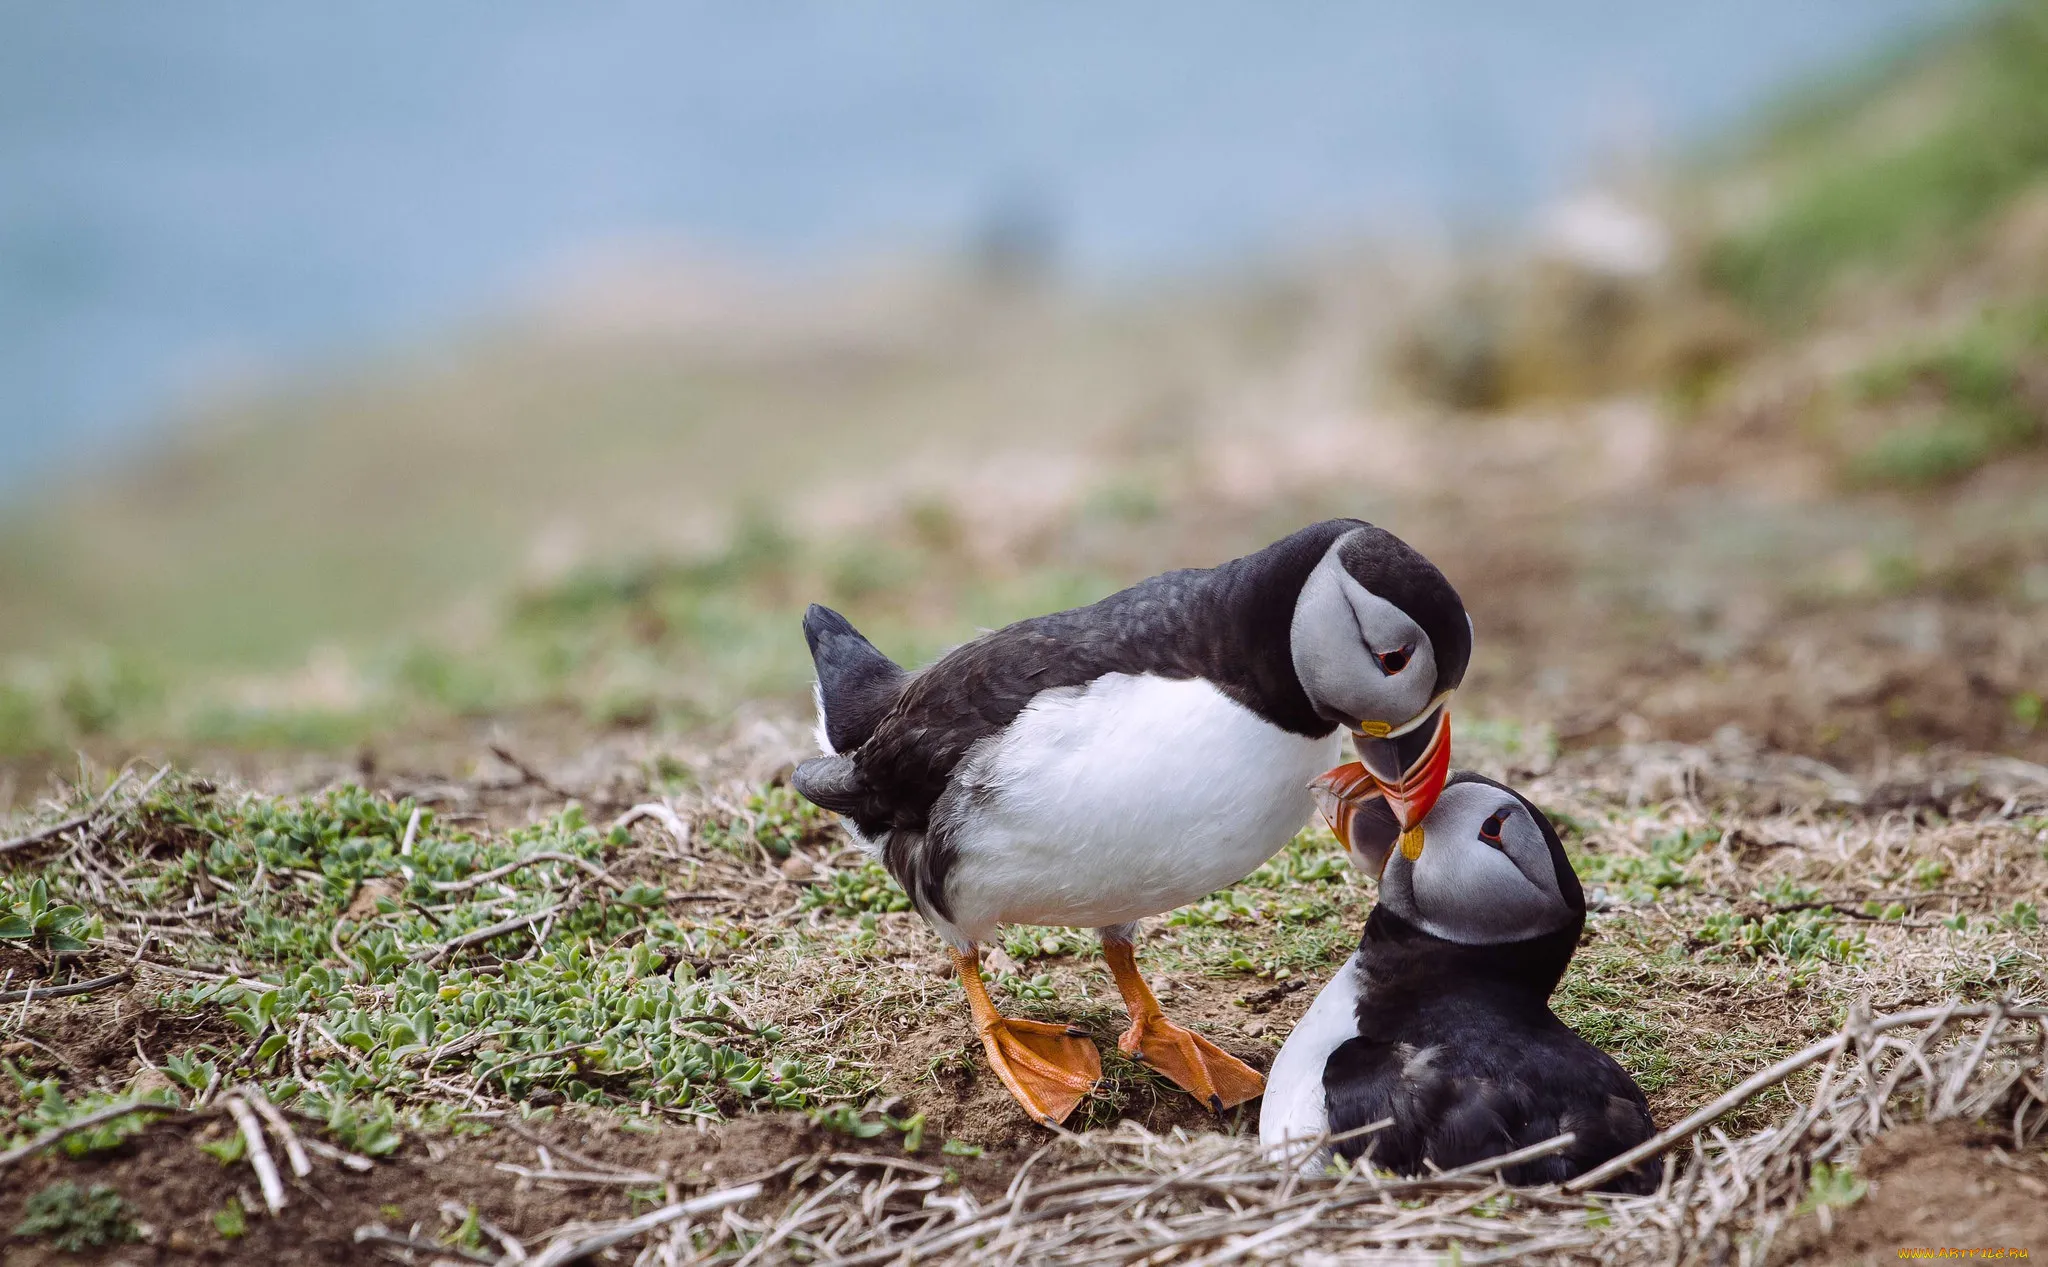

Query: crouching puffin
<box><xmin>1260</xmin><ymin>771</ymin><xmax>1658</xmax><ymax>1192</ymax></box>
<box><xmin>792</xmin><ymin>520</ymin><xmax>1469</xmax><ymax>1126</ymax></box>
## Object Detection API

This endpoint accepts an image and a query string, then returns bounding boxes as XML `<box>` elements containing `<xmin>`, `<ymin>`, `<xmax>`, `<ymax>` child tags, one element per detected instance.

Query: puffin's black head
<box><xmin>1327</xmin><ymin>771</ymin><xmax>1582</xmax><ymax>945</ymax></box>
<box><xmin>1291</xmin><ymin>525</ymin><xmax>1470</xmax><ymax>833</ymax></box>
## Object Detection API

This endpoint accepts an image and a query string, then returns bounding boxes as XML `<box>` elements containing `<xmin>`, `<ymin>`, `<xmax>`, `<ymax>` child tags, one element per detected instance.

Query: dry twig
<box><xmin>488</xmin><ymin>745</ymin><xmax>578</xmax><ymax>801</ymax></box>
<box><xmin>224</xmin><ymin>1093</ymin><xmax>288</xmax><ymax>1213</ymax></box>
<box><xmin>430</xmin><ymin>852</ymin><xmax>622</xmax><ymax>894</ymax></box>
<box><xmin>412</xmin><ymin>891</ymin><xmax>580</xmax><ymax>965</ymax></box>
<box><xmin>613</xmin><ymin>802</ymin><xmax>692</xmax><ymax>851</ymax></box>
<box><xmin>0</xmin><ymin>968</ymin><xmax>132</xmax><ymax>1005</ymax></box>
<box><xmin>243</xmin><ymin>1085</ymin><xmax>312</xmax><ymax>1179</ymax></box>
<box><xmin>527</xmin><ymin>1180</ymin><xmax>763</xmax><ymax>1267</ymax></box>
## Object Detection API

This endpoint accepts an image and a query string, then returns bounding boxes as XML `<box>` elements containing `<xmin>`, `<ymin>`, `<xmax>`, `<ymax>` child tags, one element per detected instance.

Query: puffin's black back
<box><xmin>803</xmin><ymin>519</ymin><xmax>1365</xmax><ymax>840</ymax></box>
<box><xmin>1323</xmin><ymin>901</ymin><xmax>1657</xmax><ymax>1192</ymax></box>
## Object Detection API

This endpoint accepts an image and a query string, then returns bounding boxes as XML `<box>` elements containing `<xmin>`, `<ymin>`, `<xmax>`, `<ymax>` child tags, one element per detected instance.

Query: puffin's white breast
<box><xmin>936</xmin><ymin>672</ymin><xmax>1341</xmax><ymax>942</ymax></box>
<box><xmin>1260</xmin><ymin>950</ymin><xmax>1365</xmax><ymax>1169</ymax></box>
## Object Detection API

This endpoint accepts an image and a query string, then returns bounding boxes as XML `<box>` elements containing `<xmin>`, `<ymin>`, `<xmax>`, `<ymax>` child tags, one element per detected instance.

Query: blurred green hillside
<box><xmin>0</xmin><ymin>274</ymin><xmax>1339</xmax><ymax>757</ymax></box>
<box><xmin>1705</xmin><ymin>0</ymin><xmax>2048</xmax><ymax>320</ymax></box>
<box><xmin>6</xmin><ymin>0</ymin><xmax>2048</xmax><ymax>771</ymax></box>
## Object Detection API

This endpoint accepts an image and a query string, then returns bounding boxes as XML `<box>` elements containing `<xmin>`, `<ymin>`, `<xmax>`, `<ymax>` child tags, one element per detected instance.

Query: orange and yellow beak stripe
<box><xmin>1311</xmin><ymin>708</ymin><xmax>1453</xmax><ymax>876</ymax></box>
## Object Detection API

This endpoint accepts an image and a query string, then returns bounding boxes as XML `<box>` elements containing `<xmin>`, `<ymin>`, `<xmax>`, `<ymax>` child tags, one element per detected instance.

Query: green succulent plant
<box><xmin>0</xmin><ymin>878</ymin><xmax>96</xmax><ymax>952</ymax></box>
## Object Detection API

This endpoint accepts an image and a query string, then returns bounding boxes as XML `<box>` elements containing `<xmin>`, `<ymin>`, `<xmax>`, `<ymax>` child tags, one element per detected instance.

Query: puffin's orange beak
<box><xmin>1375</xmin><ymin>707</ymin><xmax>1452</xmax><ymax>835</ymax></box>
<box><xmin>1313</xmin><ymin>708</ymin><xmax>1453</xmax><ymax>875</ymax></box>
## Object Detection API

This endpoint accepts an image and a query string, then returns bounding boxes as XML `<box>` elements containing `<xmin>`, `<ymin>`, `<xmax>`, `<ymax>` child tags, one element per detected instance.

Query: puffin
<box><xmin>791</xmin><ymin>519</ymin><xmax>1469</xmax><ymax>1126</ymax></box>
<box><xmin>1260</xmin><ymin>770</ymin><xmax>1658</xmax><ymax>1192</ymax></box>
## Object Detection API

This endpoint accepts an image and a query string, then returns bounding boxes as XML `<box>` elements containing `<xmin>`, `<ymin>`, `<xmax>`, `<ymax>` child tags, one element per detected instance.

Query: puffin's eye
<box><xmin>1374</xmin><ymin>645</ymin><xmax>1413</xmax><ymax>675</ymax></box>
<box><xmin>1479</xmin><ymin>808</ymin><xmax>1510</xmax><ymax>847</ymax></box>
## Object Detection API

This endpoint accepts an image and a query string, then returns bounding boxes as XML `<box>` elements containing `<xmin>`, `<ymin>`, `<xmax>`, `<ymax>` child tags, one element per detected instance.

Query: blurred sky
<box><xmin>0</xmin><ymin>0</ymin><xmax>1968</xmax><ymax>492</ymax></box>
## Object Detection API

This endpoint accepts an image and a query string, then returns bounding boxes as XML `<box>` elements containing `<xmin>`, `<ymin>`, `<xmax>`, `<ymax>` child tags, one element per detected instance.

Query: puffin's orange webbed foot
<box><xmin>979</xmin><ymin>1016</ymin><xmax>1101</xmax><ymax>1127</ymax></box>
<box><xmin>1118</xmin><ymin>1012</ymin><xmax>1265</xmax><ymax>1112</ymax></box>
<box><xmin>1103</xmin><ymin>940</ymin><xmax>1263</xmax><ymax>1112</ymax></box>
<box><xmin>953</xmin><ymin>948</ymin><xmax>1101</xmax><ymax>1126</ymax></box>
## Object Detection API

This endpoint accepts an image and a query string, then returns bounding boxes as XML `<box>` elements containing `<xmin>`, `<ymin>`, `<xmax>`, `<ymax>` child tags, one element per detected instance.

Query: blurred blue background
<box><xmin>0</xmin><ymin>0</ymin><xmax>1963</xmax><ymax>486</ymax></box>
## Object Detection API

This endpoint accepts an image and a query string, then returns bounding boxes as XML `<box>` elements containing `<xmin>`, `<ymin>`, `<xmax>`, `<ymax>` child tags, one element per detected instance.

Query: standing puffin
<box><xmin>792</xmin><ymin>520</ymin><xmax>1469</xmax><ymax>1126</ymax></box>
<box><xmin>1260</xmin><ymin>771</ymin><xmax>1658</xmax><ymax>1192</ymax></box>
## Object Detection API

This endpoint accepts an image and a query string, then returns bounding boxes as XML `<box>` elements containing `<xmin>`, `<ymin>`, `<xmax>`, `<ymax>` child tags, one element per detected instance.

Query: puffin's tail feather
<box><xmin>792</xmin><ymin>753</ymin><xmax>865</xmax><ymax>816</ymax></box>
<box><xmin>803</xmin><ymin>603</ymin><xmax>907</xmax><ymax>754</ymax></box>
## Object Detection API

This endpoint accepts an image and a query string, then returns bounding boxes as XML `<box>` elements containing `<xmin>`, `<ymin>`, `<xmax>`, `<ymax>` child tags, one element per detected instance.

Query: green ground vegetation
<box><xmin>12</xmin><ymin>1180</ymin><xmax>140</xmax><ymax>1252</ymax></box>
<box><xmin>6</xmin><ymin>766</ymin><xmax>2040</xmax><ymax>1159</ymax></box>
<box><xmin>1705</xmin><ymin>0</ymin><xmax>2048</xmax><ymax>321</ymax></box>
<box><xmin>0</xmin><ymin>502</ymin><xmax>1130</xmax><ymax>759</ymax></box>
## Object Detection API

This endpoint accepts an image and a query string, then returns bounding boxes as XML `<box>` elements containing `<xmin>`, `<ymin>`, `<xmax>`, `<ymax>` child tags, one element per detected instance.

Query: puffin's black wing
<box><xmin>1324</xmin><ymin>1014</ymin><xmax>1657</xmax><ymax>1193</ymax></box>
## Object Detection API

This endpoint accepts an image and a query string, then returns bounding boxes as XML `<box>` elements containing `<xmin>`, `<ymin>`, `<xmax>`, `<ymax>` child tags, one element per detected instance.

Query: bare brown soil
<box><xmin>1777</xmin><ymin>1122</ymin><xmax>2048</xmax><ymax>1265</ymax></box>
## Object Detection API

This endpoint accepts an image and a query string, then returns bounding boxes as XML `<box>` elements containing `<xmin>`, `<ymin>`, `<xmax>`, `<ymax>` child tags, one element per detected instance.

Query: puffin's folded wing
<box><xmin>1324</xmin><ymin>1027</ymin><xmax>1657</xmax><ymax>1191</ymax></box>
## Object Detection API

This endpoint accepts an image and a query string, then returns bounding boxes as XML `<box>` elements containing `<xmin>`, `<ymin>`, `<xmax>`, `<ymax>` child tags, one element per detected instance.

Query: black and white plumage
<box><xmin>792</xmin><ymin>519</ymin><xmax>1471</xmax><ymax>1124</ymax></box>
<box><xmin>795</xmin><ymin>518</ymin><xmax>1470</xmax><ymax>950</ymax></box>
<box><xmin>1261</xmin><ymin>774</ymin><xmax>1658</xmax><ymax>1192</ymax></box>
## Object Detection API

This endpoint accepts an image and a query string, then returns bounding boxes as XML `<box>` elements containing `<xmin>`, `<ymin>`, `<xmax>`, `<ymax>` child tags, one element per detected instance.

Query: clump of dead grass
<box><xmin>475</xmin><ymin>1002</ymin><xmax>2045</xmax><ymax>1265</ymax></box>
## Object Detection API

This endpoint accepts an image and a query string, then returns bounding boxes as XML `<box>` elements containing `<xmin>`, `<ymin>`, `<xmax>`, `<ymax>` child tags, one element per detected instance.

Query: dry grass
<box><xmin>500</xmin><ymin>1002</ymin><xmax>2048</xmax><ymax>1266</ymax></box>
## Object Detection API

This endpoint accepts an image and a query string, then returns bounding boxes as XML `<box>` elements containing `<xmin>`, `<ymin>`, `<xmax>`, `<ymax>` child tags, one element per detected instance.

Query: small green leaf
<box><xmin>893</xmin><ymin>1112</ymin><xmax>926</xmax><ymax>1153</ymax></box>
<box><xmin>447</xmin><ymin>1205</ymin><xmax>482</xmax><ymax>1251</ymax></box>
<box><xmin>354</xmin><ymin>1121</ymin><xmax>403</xmax><ymax>1156</ymax></box>
<box><xmin>1797</xmin><ymin>1163</ymin><xmax>1867</xmax><ymax>1215</ymax></box>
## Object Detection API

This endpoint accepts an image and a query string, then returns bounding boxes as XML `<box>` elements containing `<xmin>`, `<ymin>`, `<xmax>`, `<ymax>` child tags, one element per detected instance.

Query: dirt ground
<box><xmin>1776</xmin><ymin>1122</ymin><xmax>2048</xmax><ymax>1265</ymax></box>
<box><xmin>4</xmin><ymin>729</ymin><xmax>2043</xmax><ymax>1263</ymax></box>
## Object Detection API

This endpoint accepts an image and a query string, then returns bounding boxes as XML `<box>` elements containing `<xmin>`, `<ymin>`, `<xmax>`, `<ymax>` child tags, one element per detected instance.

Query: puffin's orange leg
<box><xmin>1104</xmin><ymin>940</ymin><xmax>1264</xmax><ymax>1113</ymax></box>
<box><xmin>954</xmin><ymin>947</ymin><xmax>1100</xmax><ymax>1127</ymax></box>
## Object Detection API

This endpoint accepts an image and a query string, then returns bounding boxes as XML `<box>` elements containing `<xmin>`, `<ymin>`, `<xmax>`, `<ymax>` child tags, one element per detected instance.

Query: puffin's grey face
<box><xmin>1375</xmin><ymin>780</ymin><xmax>1577</xmax><ymax>945</ymax></box>
<box><xmin>1290</xmin><ymin>543</ymin><xmax>1442</xmax><ymax>735</ymax></box>
<box><xmin>1292</xmin><ymin>531</ymin><xmax>1467</xmax><ymax>831</ymax></box>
